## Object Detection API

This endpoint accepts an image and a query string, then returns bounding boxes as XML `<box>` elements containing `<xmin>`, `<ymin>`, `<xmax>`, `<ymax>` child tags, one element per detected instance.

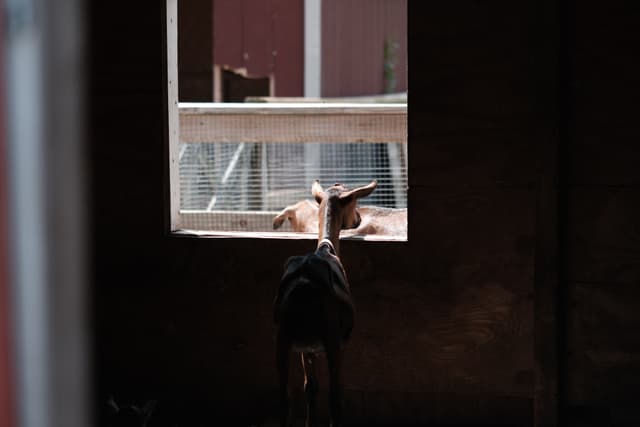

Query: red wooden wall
<box><xmin>322</xmin><ymin>0</ymin><xmax>407</xmax><ymax>97</ymax></box>
<box><xmin>180</xmin><ymin>0</ymin><xmax>406</xmax><ymax>100</ymax></box>
<box><xmin>178</xmin><ymin>0</ymin><xmax>214</xmax><ymax>101</ymax></box>
<box><xmin>213</xmin><ymin>0</ymin><xmax>303</xmax><ymax>97</ymax></box>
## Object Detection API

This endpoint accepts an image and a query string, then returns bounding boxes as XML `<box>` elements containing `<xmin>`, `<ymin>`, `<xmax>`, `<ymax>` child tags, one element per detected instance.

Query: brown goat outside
<box><xmin>272</xmin><ymin>197</ymin><xmax>407</xmax><ymax>238</ymax></box>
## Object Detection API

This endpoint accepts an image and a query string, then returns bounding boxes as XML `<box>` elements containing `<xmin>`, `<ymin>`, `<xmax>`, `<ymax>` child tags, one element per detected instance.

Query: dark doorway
<box><xmin>221</xmin><ymin>68</ymin><xmax>270</xmax><ymax>102</ymax></box>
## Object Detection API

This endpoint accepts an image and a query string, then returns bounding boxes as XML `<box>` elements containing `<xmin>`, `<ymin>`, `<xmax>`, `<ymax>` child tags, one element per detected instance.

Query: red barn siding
<box><xmin>178</xmin><ymin>0</ymin><xmax>214</xmax><ymax>101</ymax></box>
<box><xmin>213</xmin><ymin>0</ymin><xmax>303</xmax><ymax>97</ymax></box>
<box><xmin>322</xmin><ymin>0</ymin><xmax>407</xmax><ymax>97</ymax></box>
<box><xmin>213</xmin><ymin>0</ymin><xmax>244</xmax><ymax>68</ymax></box>
<box><xmin>272</xmin><ymin>0</ymin><xmax>304</xmax><ymax>96</ymax></box>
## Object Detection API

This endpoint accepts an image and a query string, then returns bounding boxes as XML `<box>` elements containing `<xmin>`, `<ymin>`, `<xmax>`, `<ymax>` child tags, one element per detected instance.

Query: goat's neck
<box><xmin>318</xmin><ymin>200</ymin><xmax>341</xmax><ymax>256</ymax></box>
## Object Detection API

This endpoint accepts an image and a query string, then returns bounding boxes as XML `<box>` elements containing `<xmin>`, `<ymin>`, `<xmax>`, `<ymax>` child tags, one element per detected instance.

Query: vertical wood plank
<box><xmin>532</xmin><ymin>0</ymin><xmax>559</xmax><ymax>425</ymax></box>
<box><xmin>213</xmin><ymin>0</ymin><xmax>244</xmax><ymax>69</ymax></box>
<box><xmin>177</xmin><ymin>0</ymin><xmax>213</xmax><ymax>101</ymax></box>
<box><xmin>166</xmin><ymin>0</ymin><xmax>181</xmax><ymax>231</ymax></box>
<box><xmin>533</xmin><ymin>0</ymin><xmax>572</xmax><ymax>425</ymax></box>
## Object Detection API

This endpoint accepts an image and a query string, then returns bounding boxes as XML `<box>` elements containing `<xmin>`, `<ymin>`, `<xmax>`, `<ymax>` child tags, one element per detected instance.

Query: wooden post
<box><xmin>261</xmin><ymin>142</ymin><xmax>268</xmax><ymax>210</ymax></box>
<box><xmin>532</xmin><ymin>0</ymin><xmax>558</xmax><ymax>424</ymax></box>
<box><xmin>533</xmin><ymin>0</ymin><xmax>571</xmax><ymax>425</ymax></box>
<box><xmin>386</xmin><ymin>143</ymin><xmax>405</xmax><ymax>207</ymax></box>
<box><xmin>533</xmin><ymin>133</ymin><xmax>560</xmax><ymax>427</ymax></box>
<box><xmin>166</xmin><ymin>0</ymin><xmax>181</xmax><ymax>228</ymax></box>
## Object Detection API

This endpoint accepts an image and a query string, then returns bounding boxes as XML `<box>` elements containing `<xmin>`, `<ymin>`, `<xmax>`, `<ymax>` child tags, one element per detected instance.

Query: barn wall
<box><xmin>564</xmin><ymin>1</ymin><xmax>640</xmax><ymax>426</ymax></box>
<box><xmin>322</xmin><ymin>0</ymin><xmax>407</xmax><ymax>97</ymax></box>
<box><xmin>88</xmin><ymin>1</ymin><xmax>640</xmax><ymax>426</ymax></box>
<box><xmin>213</xmin><ymin>0</ymin><xmax>303</xmax><ymax>97</ymax></box>
<box><xmin>90</xmin><ymin>1</ymin><xmax>535</xmax><ymax>425</ymax></box>
<box><xmin>178</xmin><ymin>0</ymin><xmax>213</xmax><ymax>101</ymax></box>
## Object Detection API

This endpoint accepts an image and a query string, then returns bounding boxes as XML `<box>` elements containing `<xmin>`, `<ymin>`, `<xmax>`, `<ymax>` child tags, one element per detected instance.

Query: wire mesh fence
<box><xmin>176</xmin><ymin>103</ymin><xmax>407</xmax><ymax>232</ymax></box>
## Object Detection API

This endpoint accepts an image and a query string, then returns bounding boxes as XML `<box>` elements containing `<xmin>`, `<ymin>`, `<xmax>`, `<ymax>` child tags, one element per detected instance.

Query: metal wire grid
<box><xmin>177</xmin><ymin>104</ymin><xmax>407</xmax><ymax>232</ymax></box>
<box><xmin>179</xmin><ymin>141</ymin><xmax>407</xmax><ymax>210</ymax></box>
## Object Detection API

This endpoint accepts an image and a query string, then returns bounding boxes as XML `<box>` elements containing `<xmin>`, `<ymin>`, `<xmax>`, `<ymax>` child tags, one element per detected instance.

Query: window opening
<box><xmin>168</xmin><ymin>0</ymin><xmax>408</xmax><ymax>239</ymax></box>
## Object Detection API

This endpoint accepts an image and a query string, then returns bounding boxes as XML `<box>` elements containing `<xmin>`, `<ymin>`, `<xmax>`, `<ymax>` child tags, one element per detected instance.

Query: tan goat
<box><xmin>272</xmin><ymin>199</ymin><xmax>320</xmax><ymax>233</ymax></box>
<box><xmin>273</xmin><ymin>199</ymin><xmax>407</xmax><ymax>237</ymax></box>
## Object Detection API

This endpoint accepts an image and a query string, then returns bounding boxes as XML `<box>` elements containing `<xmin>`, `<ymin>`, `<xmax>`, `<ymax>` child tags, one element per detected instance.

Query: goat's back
<box><xmin>274</xmin><ymin>251</ymin><xmax>354</xmax><ymax>344</ymax></box>
<box><xmin>355</xmin><ymin>206</ymin><xmax>407</xmax><ymax>236</ymax></box>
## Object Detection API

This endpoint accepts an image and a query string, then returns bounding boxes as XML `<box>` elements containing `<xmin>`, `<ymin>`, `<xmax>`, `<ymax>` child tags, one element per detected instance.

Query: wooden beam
<box><xmin>179</xmin><ymin>103</ymin><xmax>407</xmax><ymax>144</ymax></box>
<box><xmin>177</xmin><ymin>211</ymin><xmax>407</xmax><ymax>241</ymax></box>
<box><xmin>178</xmin><ymin>102</ymin><xmax>406</xmax><ymax>115</ymax></box>
<box><xmin>166</xmin><ymin>0</ymin><xmax>181</xmax><ymax>230</ymax></box>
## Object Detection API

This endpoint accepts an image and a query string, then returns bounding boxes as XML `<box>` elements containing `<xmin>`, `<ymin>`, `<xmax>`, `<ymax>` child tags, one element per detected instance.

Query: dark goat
<box><xmin>274</xmin><ymin>180</ymin><xmax>377</xmax><ymax>427</ymax></box>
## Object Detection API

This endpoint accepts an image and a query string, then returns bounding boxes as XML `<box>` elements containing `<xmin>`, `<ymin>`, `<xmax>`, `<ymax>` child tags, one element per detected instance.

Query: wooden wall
<box><xmin>322</xmin><ymin>0</ymin><xmax>408</xmax><ymax>97</ymax></box>
<box><xmin>88</xmin><ymin>1</ymin><xmax>640</xmax><ymax>426</ymax></box>
<box><xmin>178</xmin><ymin>0</ymin><xmax>214</xmax><ymax>101</ymax></box>
<box><xmin>213</xmin><ymin>0</ymin><xmax>303</xmax><ymax>97</ymax></box>
<box><xmin>564</xmin><ymin>1</ymin><xmax>640</xmax><ymax>425</ymax></box>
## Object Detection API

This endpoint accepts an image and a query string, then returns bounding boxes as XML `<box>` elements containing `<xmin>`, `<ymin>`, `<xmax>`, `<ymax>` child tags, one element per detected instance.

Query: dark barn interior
<box><xmin>83</xmin><ymin>1</ymin><xmax>640</xmax><ymax>426</ymax></box>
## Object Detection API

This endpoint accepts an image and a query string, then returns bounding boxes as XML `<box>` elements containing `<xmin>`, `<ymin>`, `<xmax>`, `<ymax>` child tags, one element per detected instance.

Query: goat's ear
<box><xmin>273</xmin><ymin>208</ymin><xmax>292</xmax><ymax>230</ymax></box>
<box><xmin>340</xmin><ymin>180</ymin><xmax>377</xmax><ymax>201</ymax></box>
<box><xmin>312</xmin><ymin>180</ymin><xmax>325</xmax><ymax>204</ymax></box>
<box><xmin>272</xmin><ymin>214</ymin><xmax>286</xmax><ymax>230</ymax></box>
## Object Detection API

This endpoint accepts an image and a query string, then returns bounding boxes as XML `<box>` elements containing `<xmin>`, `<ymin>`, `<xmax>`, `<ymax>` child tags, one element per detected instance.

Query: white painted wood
<box><xmin>167</xmin><ymin>0</ymin><xmax>181</xmax><ymax>230</ymax></box>
<box><xmin>246</xmin><ymin>92</ymin><xmax>407</xmax><ymax>103</ymax></box>
<box><xmin>303</xmin><ymin>0</ymin><xmax>323</xmax><ymax>197</ymax></box>
<box><xmin>178</xmin><ymin>102</ymin><xmax>406</xmax><ymax>113</ymax></box>
<box><xmin>387</xmin><ymin>143</ymin><xmax>406</xmax><ymax>207</ymax></box>
<box><xmin>304</xmin><ymin>0</ymin><xmax>322</xmax><ymax>97</ymax></box>
<box><xmin>178</xmin><ymin>103</ymin><xmax>407</xmax><ymax>144</ymax></box>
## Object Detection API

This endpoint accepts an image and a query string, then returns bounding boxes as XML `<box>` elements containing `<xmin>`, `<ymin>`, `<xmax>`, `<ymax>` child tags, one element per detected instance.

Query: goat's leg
<box><xmin>276</xmin><ymin>330</ymin><xmax>292</xmax><ymax>427</ymax></box>
<box><xmin>325</xmin><ymin>337</ymin><xmax>344</xmax><ymax>427</ymax></box>
<box><xmin>301</xmin><ymin>352</ymin><xmax>319</xmax><ymax>427</ymax></box>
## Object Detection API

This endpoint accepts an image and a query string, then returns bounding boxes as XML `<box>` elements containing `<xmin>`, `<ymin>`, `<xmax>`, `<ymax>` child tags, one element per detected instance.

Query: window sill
<box><xmin>171</xmin><ymin>229</ymin><xmax>407</xmax><ymax>242</ymax></box>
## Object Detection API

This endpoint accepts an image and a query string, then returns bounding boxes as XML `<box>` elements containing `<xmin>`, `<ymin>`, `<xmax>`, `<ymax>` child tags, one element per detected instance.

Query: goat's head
<box><xmin>312</xmin><ymin>180</ymin><xmax>377</xmax><ymax>240</ymax></box>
